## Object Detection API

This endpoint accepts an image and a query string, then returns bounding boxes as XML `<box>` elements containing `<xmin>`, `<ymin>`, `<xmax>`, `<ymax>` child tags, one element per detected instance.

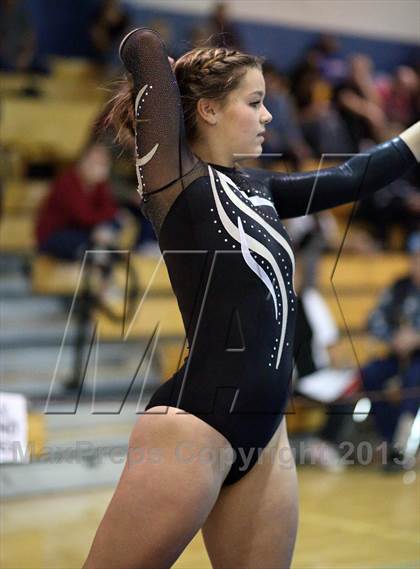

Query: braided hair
<box><xmin>174</xmin><ymin>47</ymin><xmax>263</xmax><ymax>141</ymax></box>
<box><xmin>105</xmin><ymin>45</ymin><xmax>263</xmax><ymax>145</ymax></box>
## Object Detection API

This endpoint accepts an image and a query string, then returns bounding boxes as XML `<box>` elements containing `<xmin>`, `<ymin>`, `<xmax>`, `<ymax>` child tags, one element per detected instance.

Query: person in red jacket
<box><xmin>36</xmin><ymin>142</ymin><xmax>119</xmax><ymax>260</ymax></box>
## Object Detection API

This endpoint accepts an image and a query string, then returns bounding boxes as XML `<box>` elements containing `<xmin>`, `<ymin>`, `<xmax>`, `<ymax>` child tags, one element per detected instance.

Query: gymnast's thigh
<box><xmin>201</xmin><ymin>418</ymin><xmax>299</xmax><ymax>569</ymax></box>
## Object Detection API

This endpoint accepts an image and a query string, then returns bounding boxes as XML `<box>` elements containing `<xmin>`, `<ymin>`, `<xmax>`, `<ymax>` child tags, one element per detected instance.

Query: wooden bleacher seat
<box><xmin>0</xmin><ymin>72</ymin><xmax>39</xmax><ymax>96</ymax></box>
<box><xmin>114</xmin><ymin>254</ymin><xmax>172</xmax><ymax>295</ymax></box>
<box><xmin>31</xmin><ymin>253</ymin><xmax>173</xmax><ymax>297</ymax></box>
<box><xmin>48</xmin><ymin>57</ymin><xmax>100</xmax><ymax>80</ymax></box>
<box><xmin>286</xmin><ymin>252</ymin><xmax>404</xmax><ymax>433</ymax></box>
<box><xmin>33</xmin><ymin>251</ymin><xmax>403</xmax><ymax>348</ymax></box>
<box><xmin>0</xmin><ymin>97</ymin><xmax>103</xmax><ymax>162</ymax></box>
<box><xmin>0</xmin><ymin>214</ymin><xmax>35</xmax><ymax>254</ymax></box>
<box><xmin>31</xmin><ymin>252</ymin><xmax>182</xmax><ymax>381</ymax></box>
<box><xmin>286</xmin><ymin>398</ymin><xmax>326</xmax><ymax>433</ymax></box>
<box><xmin>319</xmin><ymin>252</ymin><xmax>408</xmax><ymax>362</ymax></box>
<box><xmin>299</xmin><ymin>157</ymin><xmax>342</xmax><ymax>172</ymax></box>
<box><xmin>323</xmin><ymin>293</ymin><xmax>378</xmax><ymax>330</ymax></box>
<box><xmin>31</xmin><ymin>255</ymin><xmax>81</xmax><ymax>295</ymax></box>
<box><xmin>319</xmin><ymin>253</ymin><xmax>408</xmax><ymax>291</ymax></box>
<box><xmin>3</xmin><ymin>179</ymin><xmax>48</xmax><ymax>215</ymax></box>
<box><xmin>94</xmin><ymin>296</ymin><xmax>183</xmax><ymax>341</ymax></box>
<box><xmin>41</xmin><ymin>76</ymin><xmax>105</xmax><ymax>103</ymax></box>
<box><xmin>262</xmin><ymin>159</ymin><xmax>292</xmax><ymax>174</ymax></box>
<box><xmin>27</xmin><ymin>411</ymin><xmax>46</xmax><ymax>458</ymax></box>
<box><xmin>43</xmin><ymin>57</ymin><xmax>106</xmax><ymax>102</ymax></box>
<box><xmin>29</xmin><ymin>248</ymin><xmax>405</xmax><ymax>396</ymax></box>
<box><xmin>332</xmin><ymin>333</ymin><xmax>387</xmax><ymax>365</ymax></box>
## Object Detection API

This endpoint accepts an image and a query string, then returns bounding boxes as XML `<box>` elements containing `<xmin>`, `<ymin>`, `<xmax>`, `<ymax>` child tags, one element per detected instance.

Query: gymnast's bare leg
<box><xmin>202</xmin><ymin>417</ymin><xmax>299</xmax><ymax>569</ymax></box>
<box><xmin>82</xmin><ymin>406</ymin><xmax>232</xmax><ymax>569</ymax></box>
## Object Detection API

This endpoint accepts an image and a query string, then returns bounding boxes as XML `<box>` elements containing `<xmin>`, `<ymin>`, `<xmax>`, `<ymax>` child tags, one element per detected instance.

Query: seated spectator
<box><xmin>189</xmin><ymin>24</ymin><xmax>213</xmax><ymax>50</ymax></box>
<box><xmin>207</xmin><ymin>2</ymin><xmax>242</xmax><ymax>49</ymax></box>
<box><xmin>313</xmin><ymin>34</ymin><xmax>347</xmax><ymax>87</ymax></box>
<box><xmin>36</xmin><ymin>142</ymin><xmax>120</xmax><ymax>265</ymax></box>
<box><xmin>334</xmin><ymin>54</ymin><xmax>387</xmax><ymax>151</ymax></box>
<box><xmin>358</xmin><ymin>232</ymin><xmax>420</xmax><ymax>470</ymax></box>
<box><xmin>377</xmin><ymin>66</ymin><xmax>420</xmax><ymax>130</ymax></box>
<box><xmin>261</xmin><ymin>63</ymin><xmax>312</xmax><ymax>166</ymax></box>
<box><xmin>291</xmin><ymin>48</ymin><xmax>354</xmax><ymax>155</ymax></box>
<box><xmin>146</xmin><ymin>18</ymin><xmax>174</xmax><ymax>54</ymax></box>
<box><xmin>354</xmin><ymin>162</ymin><xmax>420</xmax><ymax>250</ymax></box>
<box><xmin>0</xmin><ymin>0</ymin><xmax>37</xmax><ymax>72</ymax></box>
<box><xmin>89</xmin><ymin>0</ymin><xmax>130</xmax><ymax>72</ymax></box>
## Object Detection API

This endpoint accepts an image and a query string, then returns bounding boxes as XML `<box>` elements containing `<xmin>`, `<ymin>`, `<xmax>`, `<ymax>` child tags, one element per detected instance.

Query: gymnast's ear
<box><xmin>196</xmin><ymin>98</ymin><xmax>220</xmax><ymax>126</ymax></box>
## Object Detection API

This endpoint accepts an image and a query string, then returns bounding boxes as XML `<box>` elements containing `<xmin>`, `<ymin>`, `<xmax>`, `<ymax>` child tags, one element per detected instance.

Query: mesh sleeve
<box><xmin>119</xmin><ymin>28</ymin><xmax>200</xmax><ymax>233</ymax></box>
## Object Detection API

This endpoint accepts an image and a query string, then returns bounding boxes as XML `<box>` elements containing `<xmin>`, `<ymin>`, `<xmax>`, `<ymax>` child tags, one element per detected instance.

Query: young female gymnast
<box><xmin>82</xmin><ymin>28</ymin><xmax>420</xmax><ymax>568</ymax></box>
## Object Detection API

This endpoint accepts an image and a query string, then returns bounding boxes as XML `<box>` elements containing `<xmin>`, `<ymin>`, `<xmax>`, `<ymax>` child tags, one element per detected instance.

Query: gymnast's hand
<box><xmin>399</xmin><ymin>120</ymin><xmax>420</xmax><ymax>162</ymax></box>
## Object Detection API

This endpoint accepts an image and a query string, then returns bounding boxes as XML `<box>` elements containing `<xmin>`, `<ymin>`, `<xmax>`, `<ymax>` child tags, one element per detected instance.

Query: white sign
<box><xmin>0</xmin><ymin>392</ymin><xmax>29</xmax><ymax>463</ymax></box>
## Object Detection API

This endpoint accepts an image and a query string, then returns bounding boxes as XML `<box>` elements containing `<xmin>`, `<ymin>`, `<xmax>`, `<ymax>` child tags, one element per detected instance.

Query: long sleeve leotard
<box><xmin>120</xmin><ymin>28</ymin><xmax>417</xmax><ymax>485</ymax></box>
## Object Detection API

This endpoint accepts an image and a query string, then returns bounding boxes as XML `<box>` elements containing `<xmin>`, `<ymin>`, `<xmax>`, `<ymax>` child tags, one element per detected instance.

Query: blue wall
<box><xmin>27</xmin><ymin>0</ymin><xmax>100</xmax><ymax>58</ymax></box>
<box><xmin>27</xmin><ymin>0</ymin><xmax>419</xmax><ymax>73</ymax></box>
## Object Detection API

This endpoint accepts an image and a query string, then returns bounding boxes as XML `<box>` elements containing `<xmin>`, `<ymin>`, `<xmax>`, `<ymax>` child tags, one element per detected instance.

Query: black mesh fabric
<box><xmin>119</xmin><ymin>28</ymin><xmax>205</xmax><ymax>235</ymax></box>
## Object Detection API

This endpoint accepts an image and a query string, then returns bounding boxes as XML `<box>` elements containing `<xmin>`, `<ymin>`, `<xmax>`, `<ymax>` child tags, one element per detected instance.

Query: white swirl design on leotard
<box><xmin>134</xmin><ymin>83</ymin><xmax>159</xmax><ymax>198</ymax></box>
<box><xmin>216</xmin><ymin>172</ymin><xmax>276</xmax><ymax>210</ymax></box>
<box><xmin>237</xmin><ymin>217</ymin><xmax>278</xmax><ymax>319</ymax></box>
<box><xmin>208</xmin><ymin>166</ymin><xmax>289</xmax><ymax>369</ymax></box>
<box><xmin>216</xmin><ymin>170</ymin><xmax>296</xmax><ymax>294</ymax></box>
<box><xmin>246</xmin><ymin>195</ymin><xmax>277</xmax><ymax>209</ymax></box>
<box><xmin>134</xmin><ymin>84</ymin><xmax>148</xmax><ymax>116</ymax></box>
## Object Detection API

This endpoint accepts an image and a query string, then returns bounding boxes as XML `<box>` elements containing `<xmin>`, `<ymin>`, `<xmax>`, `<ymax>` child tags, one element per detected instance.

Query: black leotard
<box><xmin>120</xmin><ymin>28</ymin><xmax>417</xmax><ymax>485</ymax></box>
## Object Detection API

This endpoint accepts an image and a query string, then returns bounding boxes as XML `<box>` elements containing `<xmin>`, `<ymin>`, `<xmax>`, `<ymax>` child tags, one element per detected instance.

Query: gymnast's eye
<box><xmin>250</xmin><ymin>101</ymin><xmax>261</xmax><ymax>108</ymax></box>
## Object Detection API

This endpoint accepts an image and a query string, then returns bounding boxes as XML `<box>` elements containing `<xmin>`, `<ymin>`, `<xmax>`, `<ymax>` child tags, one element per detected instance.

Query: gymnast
<box><xmin>82</xmin><ymin>28</ymin><xmax>420</xmax><ymax>568</ymax></box>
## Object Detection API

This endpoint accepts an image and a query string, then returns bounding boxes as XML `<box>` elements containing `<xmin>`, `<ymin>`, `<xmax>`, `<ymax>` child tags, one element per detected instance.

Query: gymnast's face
<box><xmin>218</xmin><ymin>67</ymin><xmax>273</xmax><ymax>160</ymax></box>
<box><xmin>195</xmin><ymin>67</ymin><xmax>272</xmax><ymax>163</ymax></box>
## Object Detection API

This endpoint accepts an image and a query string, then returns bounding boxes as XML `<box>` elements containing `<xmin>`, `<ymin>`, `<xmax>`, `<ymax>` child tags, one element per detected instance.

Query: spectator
<box><xmin>291</xmin><ymin>47</ymin><xmax>324</xmax><ymax>111</ymax></box>
<box><xmin>359</xmin><ymin>232</ymin><xmax>420</xmax><ymax>470</ymax></box>
<box><xmin>0</xmin><ymin>0</ymin><xmax>37</xmax><ymax>71</ymax></box>
<box><xmin>36</xmin><ymin>142</ymin><xmax>119</xmax><ymax>264</ymax></box>
<box><xmin>146</xmin><ymin>18</ymin><xmax>173</xmax><ymax>54</ymax></box>
<box><xmin>353</xmin><ymin>162</ymin><xmax>420</xmax><ymax>250</ymax></box>
<box><xmin>291</xmin><ymin>48</ymin><xmax>354</xmax><ymax>155</ymax></box>
<box><xmin>378</xmin><ymin>66</ymin><xmax>420</xmax><ymax>129</ymax></box>
<box><xmin>262</xmin><ymin>63</ymin><xmax>312</xmax><ymax>166</ymax></box>
<box><xmin>189</xmin><ymin>24</ymin><xmax>213</xmax><ymax>49</ymax></box>
<box><xmin>334</xmin><ymin>54</ymin><xmax>387</xmax><ymax>151</ymax></box>
<box><xmin>313</xmin><ymin>34</ymin><xmax>347</xmax><ymax>87</ymax></box>
<box><xmin>207</xmin><ymin>2</ymin><xmax>242</xmax><ymax>49</ymax></box>
<box><xmin>89</xmin><ymin>0</ymin><xmax>130</xmax><ymax>71</ymax></box>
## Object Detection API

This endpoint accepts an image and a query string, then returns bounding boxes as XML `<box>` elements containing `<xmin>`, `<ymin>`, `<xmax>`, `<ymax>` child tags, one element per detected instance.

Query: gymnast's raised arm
<box><xmin>268</xmin><ymin>121</ymin><xmax>420</xmax><ymax>219</ymax></box>
<box><xmin>118</xmin><ymin>28</ymin><xmax>199</xmax><ymax>231</ymax></box>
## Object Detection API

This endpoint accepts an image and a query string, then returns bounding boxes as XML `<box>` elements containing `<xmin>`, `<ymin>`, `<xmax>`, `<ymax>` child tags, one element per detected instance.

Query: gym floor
<box><xmin>1</xmin><ymin>467</ymin><xmax>417</xmax><ymax>569</ymax></box>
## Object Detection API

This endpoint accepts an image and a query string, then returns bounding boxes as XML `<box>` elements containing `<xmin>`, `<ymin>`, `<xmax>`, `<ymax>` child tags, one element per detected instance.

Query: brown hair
<box><xmin>105</xmin><ymin>46</ymin><xmax>263</xmax><ymax>145</ymax></box>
